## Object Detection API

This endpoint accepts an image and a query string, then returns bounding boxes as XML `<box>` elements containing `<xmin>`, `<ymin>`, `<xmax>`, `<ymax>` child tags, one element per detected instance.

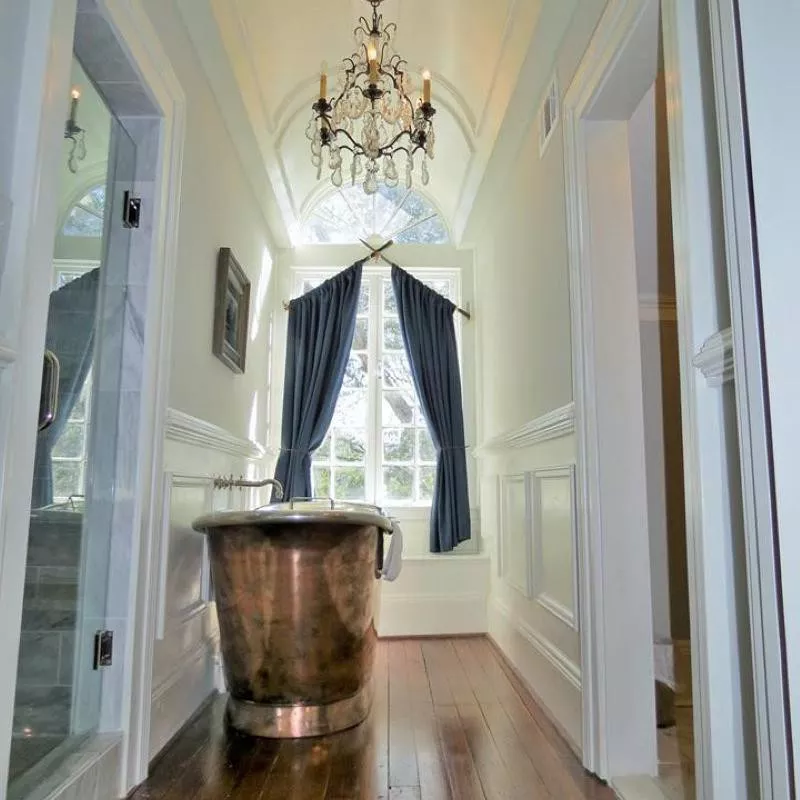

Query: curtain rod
<box><xmin>282</xmin><ymin>242</ymin><xmax>472</xmax><ymax>320</ymax></box>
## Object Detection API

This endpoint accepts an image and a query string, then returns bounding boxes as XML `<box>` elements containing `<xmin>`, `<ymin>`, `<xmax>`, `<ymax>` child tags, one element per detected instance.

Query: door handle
<box><xmin>38</xmin><ymin>350</ymin><xmax>60</xmax><ymax>432</ymax></box>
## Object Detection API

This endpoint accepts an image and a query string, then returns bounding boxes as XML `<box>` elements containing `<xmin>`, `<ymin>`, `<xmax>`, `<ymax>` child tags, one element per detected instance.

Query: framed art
<box><xmin>212</xmin><ymin>247</ymin><xmax>250</xmax><ymax>374</ymax></box>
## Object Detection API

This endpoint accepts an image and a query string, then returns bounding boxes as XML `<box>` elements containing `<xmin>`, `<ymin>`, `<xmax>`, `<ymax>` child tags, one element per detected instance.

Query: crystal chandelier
<box><xmin>307</xmin><ymin>0</ymin><xmax>436</xmax><ymax>195</ymax></box>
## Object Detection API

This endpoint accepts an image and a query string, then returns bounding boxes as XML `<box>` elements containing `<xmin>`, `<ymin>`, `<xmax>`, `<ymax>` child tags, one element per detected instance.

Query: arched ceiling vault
<box><xmin>178</xmin><ymin>0</ymin><xmax>545</xmax><ymax>247</ymax></box>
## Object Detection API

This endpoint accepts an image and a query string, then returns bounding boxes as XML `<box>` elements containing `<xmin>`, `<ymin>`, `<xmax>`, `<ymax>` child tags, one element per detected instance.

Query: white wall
<box><xmin>141</xmin><ymin>0</ymin><xmax>277</xmax><ymax>447</ymax></box>
<box><xmin>466</xmin><ymin>0</ymin><xmax>609</xmax><ymax>751</ymax></box>
<box><xmin>136</xmin><ymin>0</ymin><xmax>278</xmax><ymax>759</ymax></box>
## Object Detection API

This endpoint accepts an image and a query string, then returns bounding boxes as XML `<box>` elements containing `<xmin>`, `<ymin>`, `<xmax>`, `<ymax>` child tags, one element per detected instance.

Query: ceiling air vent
<box><xmin>539</xmin><ymin>76</ymin><xmax>560</xmax><ymax>157</ymax></box>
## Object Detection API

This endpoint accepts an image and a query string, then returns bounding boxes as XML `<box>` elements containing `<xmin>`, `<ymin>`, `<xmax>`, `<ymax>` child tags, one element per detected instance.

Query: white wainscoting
<box><xmin>148</xmin><ymin>410</ymin><xmax>269</xmax><ymax>761</ymax></box>
<box><xmin>376</xmin><ymin>553</ymin><xmax>490</xmax><ymax>638</ymax></box>
<box><xmin>477</xmin><ymin>404</ymin><xmax>582</xmax><ymax>749</ymax></box>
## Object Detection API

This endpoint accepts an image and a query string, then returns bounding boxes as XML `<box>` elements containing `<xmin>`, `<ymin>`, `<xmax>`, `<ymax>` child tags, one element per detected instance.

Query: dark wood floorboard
<box><xmin>129</xmin><ymin>638</ymin><xmax>614</xmax><ymax>800</ymax></box>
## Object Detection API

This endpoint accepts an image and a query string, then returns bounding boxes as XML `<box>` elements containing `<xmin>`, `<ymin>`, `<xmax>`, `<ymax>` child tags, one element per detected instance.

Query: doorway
<box><xmin>564</xmin><ymin>0</ymin><xmax>759</xmax><ymax>798</ymax></box>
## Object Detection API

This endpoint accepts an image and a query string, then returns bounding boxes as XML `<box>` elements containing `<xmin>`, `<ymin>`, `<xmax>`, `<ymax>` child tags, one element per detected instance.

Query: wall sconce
<box><xmin>64</xmin><ymin>87</ymin><xmax>87</xmax><ymax>174</ymax></box>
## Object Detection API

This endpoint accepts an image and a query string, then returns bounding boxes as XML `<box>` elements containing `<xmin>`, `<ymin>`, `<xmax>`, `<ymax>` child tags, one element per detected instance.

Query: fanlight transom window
<box><xmin>302</xmin><ymin>185</ymin><xmax>449</xmax><ymax>245</ymax></box>
<box><xmin>62</xmin><ymin>186</ymin><xmax>106</xmax><ymax>237</ymax></box>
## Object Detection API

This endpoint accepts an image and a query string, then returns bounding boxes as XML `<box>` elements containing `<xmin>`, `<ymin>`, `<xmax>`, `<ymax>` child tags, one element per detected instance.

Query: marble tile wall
<box><xmin>16</xmin><ymin>512</ymin><xmax>82</xmax><ymax>739</ymax></box>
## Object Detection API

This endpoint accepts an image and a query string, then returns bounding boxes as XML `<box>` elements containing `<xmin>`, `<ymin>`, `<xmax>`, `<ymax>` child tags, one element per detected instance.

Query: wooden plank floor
<box><xmin>129</xmin><ymin>638</ymin><xmax>615</xmax><ymax>800</ymax></box>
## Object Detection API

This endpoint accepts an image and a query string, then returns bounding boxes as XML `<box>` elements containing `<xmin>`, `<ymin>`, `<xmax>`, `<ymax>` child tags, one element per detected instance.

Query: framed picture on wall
<box><xmin>212</xmin><ymin>247</ymin><xmax>250</xmax><ymax>374</ymax></box>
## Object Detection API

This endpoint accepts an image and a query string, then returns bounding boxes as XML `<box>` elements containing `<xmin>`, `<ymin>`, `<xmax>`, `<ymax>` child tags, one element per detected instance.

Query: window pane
<box><xmin>382</xmin><ymin>391</ymin><xmax>415</xmax><ymax>426</ymax></box>
<box><xmin>383</xmin><ymin>429</ymin><xmax>414</xmax><ymax>463</ymax></box>
<box><xmin>383</xmin><ymin>319</ymin><xmax>404</xmax><ymax>351</ymax></box>
<box><xmin>358</xmin><ymin>283</ymin><xmax>370</xmax><ymax>314</ymax></box>
<box><xmin>343</xmin><ymin>354</ymin><xmax>369</xmax><ymax>388</ymax></box>
<box><xmin>52</xmin><ymin>422</ymin><xmax>84</xmax><ymax>459</ymax></box>
<box><xmin>352</xmin><ymin>318</ymin><xmax>369</xmax><ymax>350</ymax></box>
<box><xmin>382</xmin><ymin>353</ymin><xmax>413</xmax><ymax>390</ymax></box>
<box><xmin>52</xmin><ymin>462</ymin><xmax>82</xmax><ymax>501</ymax></box>
<box><xmin>313</xmin><ymin>467</ymin><xmax>331</xmax><ymax>497</ymax></box>
<box><xmin>315</xmin><ymin>435</ymin><xmax>331</xmax><ymax>460</ymax></box>
<box><xmin>418</xmin><ymin>428</ymin><xmax>437</xmax><ymax>462</ymax></box>
<box><xmin>419</xmin><ymin>467</ymin><xmax>436</xmax><ymax>502</ymax></box>
<box><xmin>71</xmin><ymin>385</ymin><xmax>88</xmax><ymax>421</ymax></box>
<box><xmin>423</xmin><ymin>279</ymin><xmax>452</xmax><ymax>299</ymax></box>
<box><xmin>334</xmin><ymin>429</ymin><xmax>366</xmax><ymax>463</ymax></box>
<box><xmin>383</xmin><ymin>280</ymin><xmax>398</xmax><ymax>315</ymax></box>
<box><xmin>333</xmin><ymin>390</ymin><xmax>368</xmax><ymax>427</ymax></box>
<box><xmin>63</xmin><ymin>207</ymin><xmax>104</xmax><ymax>237</ymax></box>
<box><xmin>335</xmin><ymin>468</ymin><xmax>366</xmax><ymax>500</ymax></box>
<box><xmin>302</xmin><ymin>279</ymin><xmax>322</xmax><ymax>293</ymax></box>
<box><xmin>383</xmin><ymin>467</ymin><xmax>414</xmax><ymax>502</ymax></box>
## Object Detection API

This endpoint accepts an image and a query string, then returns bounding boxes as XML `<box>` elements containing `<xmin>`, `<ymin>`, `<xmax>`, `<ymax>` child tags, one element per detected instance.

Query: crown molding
<box><xmin>165</xmin><ymin>408</ymin><xmax>268</xmax><ymax>460</ymax></box>
<box><xmin>693</xmin><ymin>327</ymin><xmax>734</xmax><ymax>387</ymax></box>
<box><xmin>475</xmin><ymin>402</ymin><xmax>575</xmax><ymax>457</ymax></box>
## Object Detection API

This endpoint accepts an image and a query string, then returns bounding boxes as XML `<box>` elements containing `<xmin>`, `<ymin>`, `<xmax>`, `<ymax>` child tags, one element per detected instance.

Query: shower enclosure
<box><xmin>7</xmin><ymin>58</ymin><xmax>137</xmax><ymax>794</ymax></box>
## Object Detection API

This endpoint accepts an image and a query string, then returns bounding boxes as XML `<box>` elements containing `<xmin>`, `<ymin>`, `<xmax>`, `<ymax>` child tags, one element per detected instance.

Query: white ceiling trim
<box><xmin>475</xmin><ymin>0</ymin><xmax>520</xmax><ymax>138</ymax></box>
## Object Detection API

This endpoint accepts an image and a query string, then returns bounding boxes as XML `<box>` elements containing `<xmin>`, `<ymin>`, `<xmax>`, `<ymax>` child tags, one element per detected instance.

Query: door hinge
<box><xmin>93</xmin><ymin>630</ymin><xmax>113</xmax><ymax>669</ymax></box>
<box><xmin>122</xmin><ymin>191</ymin><xmax>141</xmax><ymax>229</ymax></box>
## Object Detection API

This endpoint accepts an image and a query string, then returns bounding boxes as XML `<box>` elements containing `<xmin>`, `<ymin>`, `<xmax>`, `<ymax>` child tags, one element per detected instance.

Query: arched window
<box><xmin>302</xmin><ymin>185</ymin><xmax>449</xmax><ymax>245</ymax></box>
<box><xmin>62</xmin><ymin>185</ymin><xmax>106</xmax><ymax>237</ymax></box>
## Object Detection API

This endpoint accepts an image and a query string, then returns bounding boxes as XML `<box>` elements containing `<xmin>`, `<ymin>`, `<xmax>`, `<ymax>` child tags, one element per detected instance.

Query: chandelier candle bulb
<box><xmin>319</xmin><ymin>71</ymin><xmax>327</xmax><ymax>100</ymax></box>
<box><xmin>69</xmin><ymin>88</ymin><xmax>80</xmax><ymax>125</ymax></box>
<box><xmin>422</xmin><ymin>71</ymin><xmax>431</xmax><ymax>104</ymax></box>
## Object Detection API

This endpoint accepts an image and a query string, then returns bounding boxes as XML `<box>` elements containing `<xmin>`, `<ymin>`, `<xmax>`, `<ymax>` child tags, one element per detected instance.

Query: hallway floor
<box><xmin>130</xmin><ymin>637</ymin><xmax>614</xmax><ymax>799</ymax></box>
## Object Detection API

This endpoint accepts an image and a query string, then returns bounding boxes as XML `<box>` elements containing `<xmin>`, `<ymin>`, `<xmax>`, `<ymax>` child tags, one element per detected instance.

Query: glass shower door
<box><xmin>8</xmin><ymin>71</ymin><xmax>136</xmax><ymax>792</ymax></box>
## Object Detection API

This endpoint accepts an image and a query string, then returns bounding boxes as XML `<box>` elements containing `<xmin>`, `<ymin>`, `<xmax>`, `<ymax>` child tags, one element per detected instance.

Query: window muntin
<box><xmin>302</xmin><ymin>185</ymin><xmax>449</xmax><ymax>245</ymax></box>
<box><xmin>297</xmin><ymin>270</ymin><xmax>459</xmax><ymax>506</ymax></box>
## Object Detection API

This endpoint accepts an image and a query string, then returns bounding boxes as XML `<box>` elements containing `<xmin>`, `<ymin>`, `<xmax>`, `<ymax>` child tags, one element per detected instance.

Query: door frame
<box><xmin>706</xmin><ymin>0</ymin><xmax>795</xmax><ymax>795</ymax></box>
<box><xmin>564</xmin><ymin>0</ymin><xmax>767</xmax><ymax>795</ymax></box>
<box><xmin>0</xmin><ymin>1</ymin><xmax>185</xmax><ymax>795</ymax></box>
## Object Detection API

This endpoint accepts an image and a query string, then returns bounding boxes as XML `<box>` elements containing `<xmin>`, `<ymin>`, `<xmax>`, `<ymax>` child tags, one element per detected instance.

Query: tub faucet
<box><xmin>213</xmin><ymin>476</ymin><xmax>284</xmax><ymax>500</ymax></box>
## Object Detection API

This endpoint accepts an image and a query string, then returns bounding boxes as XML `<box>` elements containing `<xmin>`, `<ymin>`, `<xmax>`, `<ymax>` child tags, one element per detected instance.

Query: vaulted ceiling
<box><xmin>179</xmin><ymin>0</ymin><xmax>544</xmax><ymax>246</ymax></box>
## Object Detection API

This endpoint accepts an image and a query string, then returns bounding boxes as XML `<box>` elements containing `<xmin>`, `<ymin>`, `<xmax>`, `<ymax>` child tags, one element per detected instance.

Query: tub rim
<box><xmin>192</xmin><ymin>505</ymin><xmax>395</xmax><ymax>534</ymax></box>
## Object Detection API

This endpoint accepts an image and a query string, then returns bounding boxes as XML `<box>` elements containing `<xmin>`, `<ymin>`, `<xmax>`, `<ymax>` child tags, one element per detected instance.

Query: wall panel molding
<box><xmin>492</xmin><ymin>598</ymin><xmax>581</xmax><ymax>691</ymax></box>
<box><xmin>531</xmin><ymin>465</ymin><xmax>580</xmax><ymax>631</ymax></box>
<box><xmin>692</xmin><ymin>327</ymin><xmax>734</xmax><ymax>387</ymax></box>
<box><xmin>499</xmin><ymin>473</ymin><xmax>533</xmax><ymax>597</ymax></box>
<box><xmin>475</xmin><ymin>402</ymin><xmax>575</xmax><ymax>456</ymax></box>
<box><xmin>165</xmin><ymin>407</ymin><xmax>268</xmax><ymax>460</ymax></box>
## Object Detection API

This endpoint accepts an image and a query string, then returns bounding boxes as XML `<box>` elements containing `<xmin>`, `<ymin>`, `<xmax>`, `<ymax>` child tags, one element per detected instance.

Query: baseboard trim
<box><xmin>376</xmin><ymin>592</ymin><xmax>488</xmax><ymax>638</ymax></box>
<box><xmin>488</xmin><ymin>636</ymin><xmax>582</xmax><ymax>760</ymax></box>
<box><xmin>491</xmin><ymin>598</ymin><xmax>581</xmax><ymax>691</ymax></box>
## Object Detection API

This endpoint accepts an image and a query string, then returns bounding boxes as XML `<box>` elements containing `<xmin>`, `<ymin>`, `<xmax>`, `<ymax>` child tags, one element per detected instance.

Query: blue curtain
<box><xmin>391</xmin><ymin>265</ymin><xmax>471</xmax><ymax>553</ymax></box>
<box><xmin>273</xmin><ymin>261</ymin><xmax>365</xmax><ymax>500</ymax></box>
<box><xmin>31</xmin><ymin>269</ymin><xmax>100</xmax><ymax>508</ymax></box>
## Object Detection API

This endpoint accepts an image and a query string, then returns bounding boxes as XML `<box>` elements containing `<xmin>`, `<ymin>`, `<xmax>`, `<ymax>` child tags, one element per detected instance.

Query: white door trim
<box><xmin>565</xmin><ymin>0</ymin><xmax>758</xmax><ymax>793</ymax></box>
<box><xmin>707</xmin><ymin>0</ymin><xmax>794</xmax><ymax>795</ymax></box>
<box><xmin>92</xmin><ymin>0</ymin><xmax>187</xmax><ymax>791</ymax></box>
<box><xmin>563</xmin><ymin>0</ymin><xmax>660</xmax><ymax>779</ymax></box>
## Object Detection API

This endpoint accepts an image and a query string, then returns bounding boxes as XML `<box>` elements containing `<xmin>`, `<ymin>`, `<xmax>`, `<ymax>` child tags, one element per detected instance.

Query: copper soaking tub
<box><xmin>192</xmin><ymin>500</ymin><xmax>394</xmax><ymax>739</ymax></box>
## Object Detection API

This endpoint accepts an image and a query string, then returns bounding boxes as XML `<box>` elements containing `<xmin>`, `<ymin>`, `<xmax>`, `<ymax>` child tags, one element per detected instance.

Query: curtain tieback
<box><xmin>279</xmin><ymin>447</ymin><xmax>312</xmax><ymax>454</ymax></box>
<box><xmin>439</xmin><ymin>445</ymin><xmax>468</xmax><ymax>451</ymax></box>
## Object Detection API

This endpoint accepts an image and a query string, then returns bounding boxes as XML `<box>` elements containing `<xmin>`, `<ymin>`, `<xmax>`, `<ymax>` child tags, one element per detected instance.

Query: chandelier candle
<box><xmin>306</xmin><ymin>0</ymin><xmax>437</xmax><ymax>195</ymax></box>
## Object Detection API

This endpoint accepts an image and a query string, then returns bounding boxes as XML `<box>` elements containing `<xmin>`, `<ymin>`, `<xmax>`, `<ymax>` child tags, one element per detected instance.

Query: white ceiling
<box><xmin>185</xmin><ymin>0</ymin><xmax>544</xmax><ymax>245</ymax></box>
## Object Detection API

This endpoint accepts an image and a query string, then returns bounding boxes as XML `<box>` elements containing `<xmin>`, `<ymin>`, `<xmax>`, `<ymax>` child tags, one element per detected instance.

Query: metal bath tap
<box><xmin>213</xmin><ymin>475</ymin><xmax>285</xmax><ymax>500</ymax></box>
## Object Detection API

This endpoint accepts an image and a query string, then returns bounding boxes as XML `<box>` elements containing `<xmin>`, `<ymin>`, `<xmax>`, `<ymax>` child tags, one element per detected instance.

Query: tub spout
<box><xmin>213</xmin><ymin>475</ymin><xmax>284</xmax><ymax>500</ymax></box>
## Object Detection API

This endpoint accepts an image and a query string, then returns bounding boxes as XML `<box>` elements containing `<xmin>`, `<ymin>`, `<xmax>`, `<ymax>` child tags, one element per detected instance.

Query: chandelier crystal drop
<box><xmin>307</xmin><ymin>0</ymin><xmax>436</xmax><ymax>196</ymax></box>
